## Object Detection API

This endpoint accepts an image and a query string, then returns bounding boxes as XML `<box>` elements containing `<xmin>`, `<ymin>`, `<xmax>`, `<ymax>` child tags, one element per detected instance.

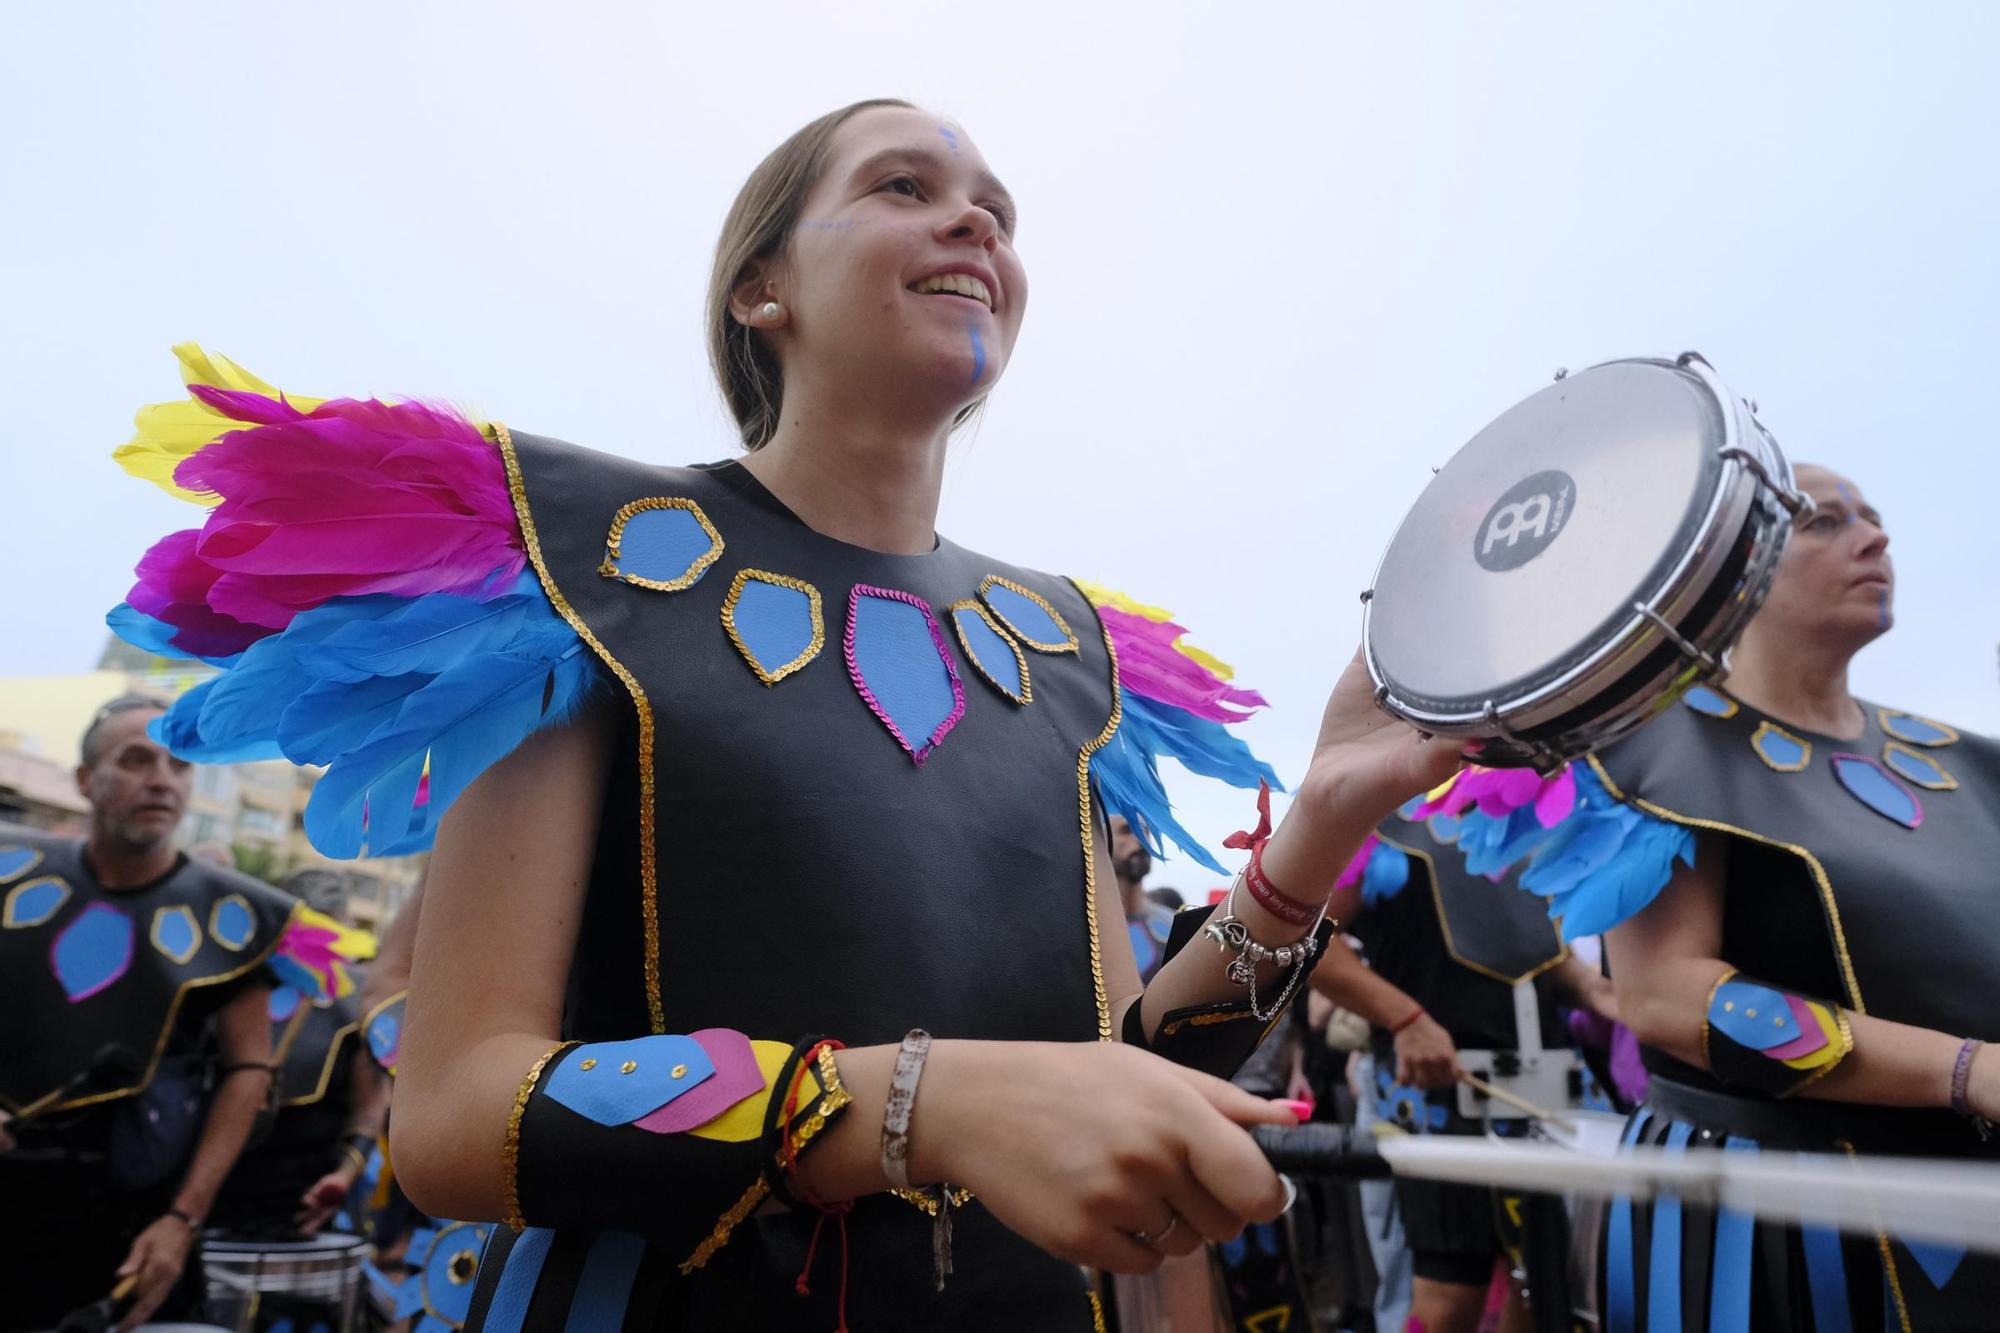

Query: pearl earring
<box><xmin>760</xmin><ymin>302</ymin><xmax>780</xmax><ymax>321</ymax></box>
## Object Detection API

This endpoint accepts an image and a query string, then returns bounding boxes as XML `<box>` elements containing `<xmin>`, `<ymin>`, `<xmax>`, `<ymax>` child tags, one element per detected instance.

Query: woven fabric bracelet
<box><xmin>1221</xmin><ymin>780</ymin><xmax>1325</xmax><ymax>927</ymax></box>
<box><xmin>1951</xmin><ymin>1037</ymin><xmax>1983</xmax><ymax>1117</ymax></box>
<box><xmin>881</xmin><ymin>1029</ymin><xmax>932</xmax><ymax>1191</ymax></box>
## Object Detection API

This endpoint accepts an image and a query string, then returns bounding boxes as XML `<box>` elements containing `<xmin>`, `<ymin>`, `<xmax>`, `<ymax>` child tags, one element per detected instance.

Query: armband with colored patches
<box><xmin>1703</xmin><ymin>970</ymin><xmax>1854</xmax><ymax>1097</ymax></box>
<box><xmin>1121</xmin><ymin>905</ymin><xmax>1336</xmax><ymax>1079</ymax></box>
<box><xmin>505</xmin><ymin>1030</ymin><xmax>851</xmax><ymax>1270</ymax></box>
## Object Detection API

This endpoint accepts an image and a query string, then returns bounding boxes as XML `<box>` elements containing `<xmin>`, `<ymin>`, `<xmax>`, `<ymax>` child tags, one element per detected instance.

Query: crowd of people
<box><xmin>2</xmin><ymin>96</ymin><xmax>1995</xmax><ymax>1333</ymax></box>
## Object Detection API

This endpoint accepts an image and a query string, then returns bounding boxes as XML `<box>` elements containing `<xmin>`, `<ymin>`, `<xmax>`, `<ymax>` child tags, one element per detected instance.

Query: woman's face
<box><xmin>1761</xmin><ymin>464</ymin><xmax>1895</xmax><ymax>647</ymax></box>
<box><xmin>763</xmin><ymin>106</ymin><xmax>1027</xmax><ymax>414</ymax></box>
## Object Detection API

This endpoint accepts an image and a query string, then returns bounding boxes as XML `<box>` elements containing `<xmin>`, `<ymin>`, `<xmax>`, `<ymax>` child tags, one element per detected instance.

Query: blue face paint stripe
<box><xmin>968</xmin><ymin>318</ymin><xmax>986</xmax><ymax>385</ymax></box>
<box><xmin>561</xmin><ymin>1229</ymin><xmax>648</xmax><ymax>1332</ymax></box>
<box><xmin>1708</xmin><ymin>1137</ymin><xmax>1760</xmax><ymax>1333</ymax></box>
<box><xmin>1604</xmin><ymin>1108</ymin><xmax>1654</xmax><ymax>1333</ymax></box>
<box><xmin>1802</xmin><ymin>1221</ymin><xmax>1853</xmax><ymax>1333</ymax></box>
<box><xmin>481</xmin><ymin>1226</ymin><xmax>556</xmax><ymax>1332</ymax></box>
<box><xmin>1645</xmin><ymin>1120</ymin><xmax>1695</xmax><ymax>1333</ymax></box>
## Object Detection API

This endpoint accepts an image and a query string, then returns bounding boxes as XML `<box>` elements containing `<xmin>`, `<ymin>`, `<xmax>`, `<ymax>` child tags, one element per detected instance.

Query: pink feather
<box><xmin>1334</xmin><ymin>833</ymin><xmax>1381</xmax><ymax>891</ymax></box>
<box><xmin>129</xmin><ymin>390</ymin><xmax>523</xmax><ymax>651</ymax></box>
<box><xmin>1099</xmin><ymin>605</ymin><xmax>1268</xmax><ymax>722</ymax></box>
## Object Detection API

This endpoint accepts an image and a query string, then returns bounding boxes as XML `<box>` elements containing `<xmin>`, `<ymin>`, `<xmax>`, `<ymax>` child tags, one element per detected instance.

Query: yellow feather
<box><xmin>113</xmin><ymin>343</ymin><xmax>326</xmax><ymax>505</ymax></box>
<box><xmin>1074</xmin><ymin>579</ymin><xmax>1239</xmax><ymax>681</ymax></box>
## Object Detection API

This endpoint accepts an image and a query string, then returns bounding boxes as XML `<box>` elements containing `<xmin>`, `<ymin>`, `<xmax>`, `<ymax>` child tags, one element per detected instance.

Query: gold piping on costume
<box><xmin>598</xmin><ymin>496</ymin><xmax>724</xmax><ymax>592</ymax></box>
<box><xmin>1838</xmin><ymin>1140</ymin><xmax>1913</xmax><ymax>1333</ymax></box>
<box><xmin>494</xmin><ymin>424</ymin><xmax>667</xmax><ymax>1033</ymax></box>
<box><xmin>1069</xmin><ymin>579</ymin><xmax>1124</xmax><ymax>1042</ymax></box>
<box><xmin>149</xmin><ymin>905</ymin><xmax>201</xmax><ymax>964</ymax></box>
<box><xmin>681</xmin><ymin>1177</ymin><xmax>768</xmax><ymax>1274</ymax></box>
<box><xmin>1881</xmin><ymin>740</ymin><xmax>1957</xmax><ymax>791</ymax></box>
<box><xmin>1748</xmin><ymin>720</ymin><xmax>1812</xmax><ymax>773</ymax></box>
<box><xmin>1089</xmin><ymin>1290</ymin><xmax>1108</xmax><ymax>1333</ymax></box>
<box><xmin>980</xmin><ymin>574</ymin><xmax>1080</xmax><ymax>654</ymax></box>
<box><xmin>418</xmin><ymin>1221</ymin><xmax>485</xmax><ymax>1324</ymax></box>
<box><xmin>947</xmin><ymin>598</ymin><xmax>1032</xmax><ymax>704</ymax></box>
<box><xmin>1585</xmin><ymin>755</ymin><xmax>1866</xmax><ymax>1013</ymax></box>
<box><xmin>1877</xmin><ymin>709</ymin><xmax>1958</xmax><ymax>749</ymax></box>
<box><xmin>4</xmin><ymin>899</ymin><xmax>302</xmax><ymax>1116</ymax></box>
<box><xmin>0</xmin><ymin>844</ymin><xmax>46</xmax><ymax>885</ymax></box>
<box><xmin>3</xmin><ymin>875</ymin><xmax>69</xmax><ymax>928</ymax></box>
<box><xmin>280</xmin><ymin>1015</ymin><xmax>363</xmax><ymax>1109</ymax></box>
<box><xmin>501</xmin><ymin>1039</ymin><xmax>575</xmax><ymax>1232</ymax></box>
<box><xmin>720</xmin><ymin>568</ymin><xmax>824</xmax><ymax>685</ymax></box>
<box><xmin>1377</xmin><ymin>832</ymin><xmax>1571</xmax><ymax>987</ymax></box>
<box><xmin>359</xmin><ymin>989</ymin><xmax>408</xmax><ymax>1040</ymax></box>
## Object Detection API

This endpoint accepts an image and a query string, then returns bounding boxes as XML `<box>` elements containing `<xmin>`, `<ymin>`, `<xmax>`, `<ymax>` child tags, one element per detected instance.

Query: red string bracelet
<box><xmin>1221</xmin><ymin>781</ymin><xmax>1325</xmax><ymax>928</ymax></box>
<box><xmin>1391</xmin><ymin>1006</ymin><xmax>1428</xmax><ymax>1035</ymax></box>
<box><xmin>781</xmin><ymin>1038</ymin><xmax>853</xmax><ymax>1333</ymax></box>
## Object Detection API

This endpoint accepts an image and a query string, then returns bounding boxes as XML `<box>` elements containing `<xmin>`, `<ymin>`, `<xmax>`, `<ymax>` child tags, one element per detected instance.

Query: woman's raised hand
<box><xmin>1305</xmin><ymin>647</ymin><xmax>1470</xmax><ymax>821</ymax></box>
<box><xmin>910</xmin><ymin>1039</ymin><xmax>1298</xmax><ymax>1273</ymax></box>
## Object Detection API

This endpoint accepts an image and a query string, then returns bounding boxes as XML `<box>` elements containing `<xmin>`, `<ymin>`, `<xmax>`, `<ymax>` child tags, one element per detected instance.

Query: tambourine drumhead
<box><xmin>1368</xmin><ymin>360</ymin><xmax>1726</xmax><ymax>710</ymax></box>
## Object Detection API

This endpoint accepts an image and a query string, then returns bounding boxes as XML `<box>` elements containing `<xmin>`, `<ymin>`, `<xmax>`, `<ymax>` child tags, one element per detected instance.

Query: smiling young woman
<box><xmin>104</xmin><ymin>99</ymin><xmax>1465</xmax><ymax>1330</ymax></box>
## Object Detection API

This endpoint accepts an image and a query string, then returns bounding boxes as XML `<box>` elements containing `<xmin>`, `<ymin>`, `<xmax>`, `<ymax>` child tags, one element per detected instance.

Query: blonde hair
<box><xmin>706</xmin><ymin>98</ymin><xmax>984</xmax><ymax>450</ymax></box>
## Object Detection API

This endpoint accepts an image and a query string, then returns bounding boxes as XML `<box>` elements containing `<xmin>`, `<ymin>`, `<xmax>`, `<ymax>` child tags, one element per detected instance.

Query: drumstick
<box><xmin>112</xmin><ymin>1272</ymin><xmax>138</xmax><ymax>1302</ymax></box>
<box><xmin>1457</xmin><ymin>1071</ymin><xmax>1576</xmax><ymax>1132</ymax></box>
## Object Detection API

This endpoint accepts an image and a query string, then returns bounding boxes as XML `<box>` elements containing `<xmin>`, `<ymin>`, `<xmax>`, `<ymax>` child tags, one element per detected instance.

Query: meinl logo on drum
<box><xmin>1475</xmin><ymin>470</ymin><xmax>1575</xmax><ymax>572</ymax></box>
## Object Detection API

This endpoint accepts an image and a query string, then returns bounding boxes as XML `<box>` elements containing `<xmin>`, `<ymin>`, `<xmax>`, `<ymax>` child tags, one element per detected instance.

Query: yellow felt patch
<box><xmin>685</xmin><ymin>1039</ymin><xmax>792</xmax><ymax>1143</ymax></box>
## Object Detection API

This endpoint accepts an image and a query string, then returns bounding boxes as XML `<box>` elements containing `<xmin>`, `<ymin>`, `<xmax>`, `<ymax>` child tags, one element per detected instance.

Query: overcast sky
<box><xmin>3</xmin><ymin>3</ymin><xmax>1994</xmax><ymax>885</ymax></box>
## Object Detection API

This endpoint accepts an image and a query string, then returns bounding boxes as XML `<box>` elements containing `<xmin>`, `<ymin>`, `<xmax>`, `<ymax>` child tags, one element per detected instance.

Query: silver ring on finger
<box><xmin>1128</xmin><ymin>1212</ymin><xmax>1180</xmax><ymax>1250</ymax></box>
<box><xmin>1279</xmin><ymin>1175</ymin><xmax>1298</xmax><ymax>1214</ymax></box>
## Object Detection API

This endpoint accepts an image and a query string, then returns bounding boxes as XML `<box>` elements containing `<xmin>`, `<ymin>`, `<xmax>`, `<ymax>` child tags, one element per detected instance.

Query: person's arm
<box><xmin>1122</xmin><ymin>652</ymin><xmax>1467</xmax><ymax>1059</ymax></box>
<box><xmin>1607</xmin><ymin>831</ymin><xmax>2000</xmax><ymax>1117</ymax></box>
<box><xmin>1549</xmin><ymin>953</ymin><xmax>1618</xmax><ymax>1025</ymax></box>
<box><xmin>295</xmin><ymin>1044</ymin><xmax>392</xmax><ymax>1235</ymax></box>
<box><xmin>1305</xmin><ymin>932</ymin><xmax>1459</xmax><ymax>1089</ymax></box>
<box><xmin>391</xmin><ymin>707</ymin><xmax>1297</xmax><ymax>1277</ymax></box>
<box><xmin>358</xmin><ymin>868</ymin><xmax>422</xmax><ymax>1019</ymax></box>
<box><xmin>115</xmin><ymin>981</ymin><xmax>274</xmax><ymax>1331</ymax></box>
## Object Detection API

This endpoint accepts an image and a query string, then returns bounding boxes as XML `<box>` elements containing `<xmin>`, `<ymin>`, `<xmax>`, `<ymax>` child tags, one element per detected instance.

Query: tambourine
<box><xmin>1363</xmin><ymin>353</ymin><xmax>1810</xmax><ymax>768</ymax></box>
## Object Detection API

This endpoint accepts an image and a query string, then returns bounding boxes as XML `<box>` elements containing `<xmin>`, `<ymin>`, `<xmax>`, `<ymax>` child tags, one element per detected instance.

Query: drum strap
<box><xmin>1701</xmin><ymin>969</ymin><xmax>1853</xmax><ymax>1098</ymax></box>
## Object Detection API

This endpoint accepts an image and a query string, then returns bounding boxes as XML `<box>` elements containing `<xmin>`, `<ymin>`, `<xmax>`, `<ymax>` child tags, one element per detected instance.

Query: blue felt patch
<box><xmin>564</xmin><ymin>1229</ymin><xmax>648</xmax><ymax>1329</ymax></box>
<box><xmin>1883</xmin><ymin>744</ymin><xmax>1954</xmax><ymax>790</ymax></box>
<box><xmin>1802</xmin><ymin>1220</ymin><xmax>1853</xmax><ymax>1333</ymax></box>
<box><xmin>211</xmin><ymin>894</ymin><xmax>255</xmax><ymax>949</ymax></box>
<box><xmin>1832</xmin><ymin>755</ymin><xmax>1922</xmax><ymax>829</ymax></box>
<box><xmin>1708</xmin><ymin>1137</ymin><xmax>1760</xmax><ymax>1333</ymax></box>
<box><xmin>4</xmin><ymin>875</ymin><xmax>69</xmax><ymax>928</ymax></box>
<box><xmin>53</xmin><ymin>902</ymin><xmax>133</xmax><ymax>1001</ymax></box>
<box><xmin>1646</xmin><ymin>1120</ymin><xmax>1694</xmax><ymax>1333</ymax></box>
<box><xmin>611</xmin><ymin>503</ymin><xmax>719</xmax><ymax>589</ymax></box>
<box><xmin>481</xmin><ymin>1226</ymin><xmax>554</xmax><ymax>1333</ymax></box>
<box><xmin>849</xmin><ymin>591</ymin><xmax>962</xmax><ymax>761</ymax></box>
<box><xmin>1709</xmin><ymin>979</ymin><xmax>1795</xmax><ymax>1051</ymax></box>
<box><xmin>0</xmin><ymin>845</ymin><xmax>42</xmax><ymax>882</ymax></box>
<box><xmin>418</xmin><ymin>1221</ymin><xmax>489</xmax><ymax>1325</ymax></box>
<box><xmin>269</xmin><ymin>985</ymin><xmax>302</xmax><ymax>1023</ymax></box>
<box><xmin>979</xmin><ymin>578</ymin><xmax>1075</xmax><ymax>652</ymax></box>
<box><xmin>728</xmin><ymin>575</ymin><xmax>819</xmax><ymax>681</ymax></box>
<box><xmin>1751</xmin><ymin>724</ymin><xmax>1809</xmax><ymax>771</ymax></box>
<box><xmin>543</xmin><ymin>1035</ymin><xmax>716</xmax><ymax>1127</ymax></box>
<box><xmin>1902</xmin><ymin>1236</ymin><xmax>1966</xmax><ymax>1289</ymax></box>
<box><xmin>367</xmin><ymin>1006</ymin><xmax>402</xmax><ymax>1064</ymax></box>
<box><xmin>153</xmin><ymin>904</ymin><xmax>200</xmax><ymax>963</ymax></box>
<box><xmin>1879</xmin><ymin>711</ymin><xmax>1955</xmax><ymax>747</ymax></box>
<box><xmin>1682</xmin><ymin>685</ymin><xmax>1737</xmax><ymax>718</ymax></box>
<box><xmin>953</xmin><ymin>605</ymin><xmax>1025</xmax><ymax>701</ymax></box>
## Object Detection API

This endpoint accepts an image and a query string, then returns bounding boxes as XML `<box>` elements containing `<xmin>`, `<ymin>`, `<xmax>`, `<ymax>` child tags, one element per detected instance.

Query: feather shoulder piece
<box><xmin>107</xmin><ymin>348</ymin><xmax>603</xmax><ymax>858</ymax></box>
<box><xmin>1410</xmin><ymin>762</ymin><xmax>1694</xmax><ymax>939</ymax></box>
<box><xmin>1075</xmin><ymin>581</ymin><xmax>1279</xmax><ymax>873</ymax></box>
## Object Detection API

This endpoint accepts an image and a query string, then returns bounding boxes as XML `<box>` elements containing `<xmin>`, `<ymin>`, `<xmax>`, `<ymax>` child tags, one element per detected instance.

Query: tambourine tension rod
<box><xmin>1717</xmin><ymin>445</ymin><xmax>1814</xmax><ymax>519</ymax></box>
<box><xmin>1633</xmin><ymin>604</ymin><xmax>1720</xmax><ymax>675</ymax></box>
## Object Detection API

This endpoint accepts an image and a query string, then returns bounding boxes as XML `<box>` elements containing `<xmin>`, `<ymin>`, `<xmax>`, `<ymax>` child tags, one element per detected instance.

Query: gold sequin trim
<box><xmin>1089</xmin><ymin>1289</ymin><xmax>1108</xmax><ymax>1332</ymax></box>
<box><xmin>1785</xmin><ymin>1008</ymin><xmax>1854</xmax><ymax>1098</ymax></box>
<box><xmin>1160</xmin><ymin>1009</ymin><xmax>1262</xmax><ymax>1037</ymax></box>
<box><xmin>149</xmin><ymin>905</ymin><xmax>201</xmax><ymax>964</ymax></box>
<box><xmin>1881</xmin><ymin>740</ymin><xmax>1957</xmax><ymax>791</ymax></box>
<box><xmin>208</xmin><ymin>892</ymin><xmax>254</xmax><ymax>950</ymax></box>
<box><xmin>1376</xmin><ymin>831</ymin><xmax>1569</xmax><ymax>986</ymax></box>
<box><xmin>495</xmin><ymin>424</ymin><xmax>666</xmax><ymax>1033</ymax></box>
<box><xmin>1877</xmin><ymin>709</ymin><xmax>1958</xmax><ymax>749</ymax></box>
<box><xmin>980</xmin><ymin>574</ymin><xmax>1079</xmax><ymax>654</ymax></box>
<box><xmin>2</xmin><ymin>875</ymin><xmax>68</xmax><ymax>928</ymax></box>
<box><xmin>598</xmin><ymin>496</ymin><xmax>724</xmax><ymax>592</ymax></box>
<box><xmin>1837</xmin><ymin>1139</ymin><xmax>1913</xmax><ymax>1333</ymax></box>
<box><xmin>502</xmin><ymin>1040</ymin><xmax>575</xmax><ymax>1231</ymax></box>
<box><xmin>720</xmin><ymin>568</ymin><xmax>824</xmax><ymax>685</ymax></box>
<box><xmin>0</xmin><ymin>845</ymin><xmax>45</xmax><ymax>885</ymax></box>
<box><xmin>1586</xmin><ymin>756</ymin><xmax>1865</xmax><ymax>1013</ymax></box>
<box><xmin>679</xmin><ymin>1043</ymin><xmax>857</xmax><ymax>1273</ymax></box>
<box><xmin>1071</xmin><ymin>579</ymin><xmax>1124</xmax><ymax>1041</ymax></box>
<box><xmin>1698</xmin><ymin>967</ymin><xmax>1738</xmax><ymax>1073</ymax></box>
<box><xmin>889</xmin><ymin>1185</ymin><xmax>975</xmax><ymax>1215</ymax></box>
<box><xmin>947</xmin><ymin>599</ymin><xmax>1032</xmax><ymax>704</ymax></box>
<box><xmin>1749</xmin><ymin>720</ymin><xmax>1812</xmax><ymax>773</ymax></box>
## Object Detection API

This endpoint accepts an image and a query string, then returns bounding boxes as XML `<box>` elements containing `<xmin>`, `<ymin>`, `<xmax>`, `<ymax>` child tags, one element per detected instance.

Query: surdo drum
<box><xmin>1363</xmin><ymin>353</ymin><xmax>1809</xmax><ymax>768</ymax></box>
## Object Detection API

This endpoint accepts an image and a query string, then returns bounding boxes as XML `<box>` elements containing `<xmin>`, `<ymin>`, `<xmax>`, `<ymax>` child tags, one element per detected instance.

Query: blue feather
<box><xmin>1089</xmin><ymin>688</ymin><xmax>1281</xmax><ymax>874</ymax></box>
<box><xmin>1359</xmin><ymin>841</ymin><xmax>1411</xmax><ymax>907</ymax></box>
<box><xmin>1518</xmin><ymin>766</ymin><xmax>1694</xmax><ymax>939</ymax></box>
<box><xmin>106</xmin><ymin>604</ymin><xmax>243</xmax><ymax>668</ymax></box>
